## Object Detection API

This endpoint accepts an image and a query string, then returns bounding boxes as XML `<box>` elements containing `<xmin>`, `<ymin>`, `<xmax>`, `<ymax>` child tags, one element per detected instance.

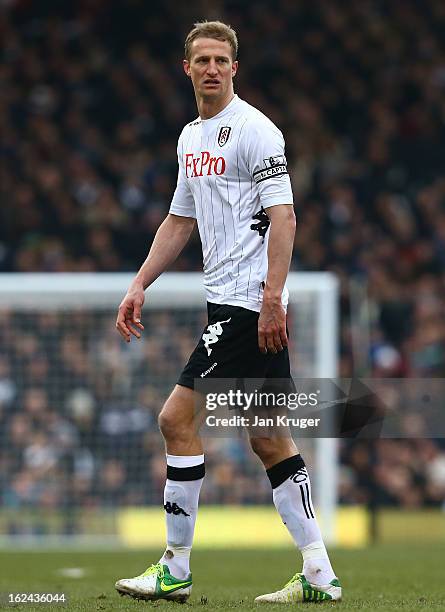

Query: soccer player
<box><xmin>114</xmin><ymin>21</ymin><xmax>341</xmax><ymax>604</ymax></box>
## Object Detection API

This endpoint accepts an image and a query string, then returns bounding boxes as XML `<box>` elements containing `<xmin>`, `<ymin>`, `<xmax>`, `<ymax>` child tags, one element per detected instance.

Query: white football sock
<box><xmin>268</xmin><ymin>455</ymin><xmax>336</xmax><ymax>586</ymax></box>
<box><xmin>301</xmin><ymin>540</ymin><xmax>336</xmax><ymax>586</ymax></box>
<box><xmin>159</xmin><ymin>454</ymin><xmax>204</xmax><ymax>579</ymax></box>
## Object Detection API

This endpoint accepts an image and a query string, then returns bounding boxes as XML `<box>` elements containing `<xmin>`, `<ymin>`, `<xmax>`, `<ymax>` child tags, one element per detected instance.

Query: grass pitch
<box><xmin>0</xmin><ymin>544</ymin><xmax>443</xmax><ymax>611</ymax></box>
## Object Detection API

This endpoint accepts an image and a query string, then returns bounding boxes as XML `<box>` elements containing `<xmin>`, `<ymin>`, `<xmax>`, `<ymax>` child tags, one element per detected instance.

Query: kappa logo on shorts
<box><xmin>202</xmin><ymin>318</ymin><xmax>231</xmax><ymax>356</ymax></box>
<box><xmin>200</xmin><ymin>362</ymin><xmax>218</xmax><ymax>378</ymax></box>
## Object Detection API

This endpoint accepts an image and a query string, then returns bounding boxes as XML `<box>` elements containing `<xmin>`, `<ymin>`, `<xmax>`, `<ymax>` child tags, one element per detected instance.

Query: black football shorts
<box><xmin>178</xmin><ymin>302</ymin><xmax>294</xmax><ymax>390</ymax></box>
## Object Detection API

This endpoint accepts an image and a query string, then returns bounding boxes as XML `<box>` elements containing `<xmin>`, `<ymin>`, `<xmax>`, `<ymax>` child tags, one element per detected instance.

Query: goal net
<box><xmin>0</xmin><ymin>272</ymin><xmax>338</xmax><ymax>547</ymax></box>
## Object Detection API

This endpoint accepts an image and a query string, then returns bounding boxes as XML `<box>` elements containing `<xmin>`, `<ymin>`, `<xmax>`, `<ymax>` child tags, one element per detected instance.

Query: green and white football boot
<box><xmin>115</xmin><ymin>562</ymin><xmax>192</xmax><ymax>602</ymax></box>
<box><xmin>255</xmin><ymin>572</ymin><xmax>341</xmax><ymax>603</ymax></box>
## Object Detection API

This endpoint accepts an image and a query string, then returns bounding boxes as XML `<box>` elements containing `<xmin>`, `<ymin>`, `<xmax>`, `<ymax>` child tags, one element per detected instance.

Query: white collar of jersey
<box><xmin>200</xmin><ymin>94</ymin><xmax>240</xmax><ymax>122</ymax></box>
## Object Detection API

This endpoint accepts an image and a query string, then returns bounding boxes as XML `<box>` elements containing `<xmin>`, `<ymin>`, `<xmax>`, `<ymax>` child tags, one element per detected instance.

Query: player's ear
<box><xmin>232</xmin><ymin>60</ymin><xmax>239</xmax><ymax>77</ymax></box>
<box><xmin>183</xmin><ymin>59</ymin><xmax>191</xmax><ymax>77</ymax></box>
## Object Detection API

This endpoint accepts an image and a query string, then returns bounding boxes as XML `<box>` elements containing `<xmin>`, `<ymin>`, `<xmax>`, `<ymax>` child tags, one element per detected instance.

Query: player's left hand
<box><xmin>258</xmin><ymin>299</ymin><xmax>288</xmax><ymax>354</ymax></box>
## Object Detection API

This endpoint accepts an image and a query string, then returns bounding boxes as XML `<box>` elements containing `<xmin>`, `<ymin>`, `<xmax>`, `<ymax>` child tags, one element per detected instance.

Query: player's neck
<box><xmin>197</xmin><ymin>91</ymin><xmax>235</xmax><ymax>120</ymax></box>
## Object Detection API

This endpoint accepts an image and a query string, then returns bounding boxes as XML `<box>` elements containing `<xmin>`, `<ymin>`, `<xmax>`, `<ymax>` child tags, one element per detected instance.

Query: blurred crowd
<box><xmin>2</xmin><ymin>0</ymin><xmax>445</xmax><ymax>526</ymax></box>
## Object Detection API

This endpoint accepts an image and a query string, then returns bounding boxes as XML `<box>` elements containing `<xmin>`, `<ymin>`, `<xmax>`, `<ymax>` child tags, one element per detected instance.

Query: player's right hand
<box><xmin>116</xmin><ymin>284</ymin><xmax>145</xmax><ymax>342</ymax></box>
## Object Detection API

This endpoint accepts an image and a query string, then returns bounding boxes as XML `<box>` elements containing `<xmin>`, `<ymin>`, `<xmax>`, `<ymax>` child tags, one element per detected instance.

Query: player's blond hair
<box><xmin>184</xmin><ymin>21</ymin><xmax>238</xmax><ymax>61</ymax></box>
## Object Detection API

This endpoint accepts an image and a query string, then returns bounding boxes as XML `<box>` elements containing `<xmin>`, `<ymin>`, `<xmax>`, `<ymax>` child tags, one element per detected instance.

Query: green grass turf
<box><xmin>0</xmin><ymin>544</ymin><xmax>443</xmax><ymax>611</ymax></box>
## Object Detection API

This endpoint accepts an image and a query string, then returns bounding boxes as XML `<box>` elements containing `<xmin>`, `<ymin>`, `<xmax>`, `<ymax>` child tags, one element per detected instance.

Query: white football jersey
<box><xmin>169</xmin><ymin>94</ymin><xmax>294</xmax><ymax>312</ymax></box>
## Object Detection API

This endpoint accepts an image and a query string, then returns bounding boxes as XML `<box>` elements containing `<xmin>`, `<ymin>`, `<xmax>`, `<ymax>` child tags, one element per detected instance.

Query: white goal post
<box><xmin>0</xmin><ymin>272</ymin><xmax>339</xmax><ymax>544</ymax></box>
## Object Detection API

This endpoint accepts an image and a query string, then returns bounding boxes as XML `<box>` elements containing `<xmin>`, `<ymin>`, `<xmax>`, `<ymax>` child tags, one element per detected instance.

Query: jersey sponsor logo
<box><xmin>185</xmin><ymin>151</ymin><xmax>226</xmax><ymax>178</ymax></box>
<box><xmin>250</xmin><ymin>207</ymin><xmax>270</xmax><ymax>241</ymax></box>
<box><xmin>164</xmin><ymin>501</ymin><xmax>190</xmax><ymax>516</ymax></box>
<box><xmin>253</xmin><ymin>155</ymin><xmax>288</xmax><ymax>183</ymax></box>
<box><xmin>217</xmin><ymin>126</ymin><xmax>231</xmax><ymax>147</ymax></box>
<box><xmin>202</xmin><ymin>318</ymin><xmax>231</xmax><ymax>356</ymax></box>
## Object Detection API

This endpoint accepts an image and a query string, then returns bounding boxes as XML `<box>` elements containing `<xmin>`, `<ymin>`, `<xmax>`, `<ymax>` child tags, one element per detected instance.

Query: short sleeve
<box><xmin>244</xmin><ymin>119</ymin><xmax>294</xmax><ymax>208</ymax></box>
<box><xmin>169</xmin><ymin>133</ymin><xmax>196</xmax><ymax>218</ymax></box>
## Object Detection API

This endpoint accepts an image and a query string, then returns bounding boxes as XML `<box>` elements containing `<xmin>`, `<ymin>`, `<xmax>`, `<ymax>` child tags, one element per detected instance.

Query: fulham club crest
<box><xmin>217</xmin><ymin>126</ymin><xmax>231</xmax><ymax>147</ymax></box>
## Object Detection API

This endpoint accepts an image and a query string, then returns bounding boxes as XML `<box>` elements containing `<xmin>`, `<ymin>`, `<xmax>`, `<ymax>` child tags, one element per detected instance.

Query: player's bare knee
<box><xmin>158</xmin><ymin>409</ymin><xmax>177</xmax><ymax>441</ymax></box>
<box><xmin>158</xmin><ymin>409</ymin><xmax>191</xmax><ymax>445</ymax></box>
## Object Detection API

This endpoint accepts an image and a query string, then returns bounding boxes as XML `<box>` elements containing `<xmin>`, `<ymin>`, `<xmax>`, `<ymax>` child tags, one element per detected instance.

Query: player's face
<box><xmin>183</xmin><ymin>38</ymin><xmax>238</xmax><ymax>100</ymax></box>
